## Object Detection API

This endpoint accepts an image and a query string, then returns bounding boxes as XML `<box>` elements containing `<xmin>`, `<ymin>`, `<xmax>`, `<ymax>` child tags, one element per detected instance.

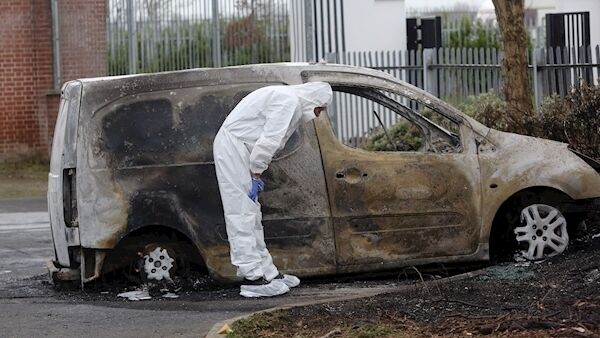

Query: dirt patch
<box><xmin>227</xmin><ymin>225</ymin><xmax>600</xmax><ymax>337</ymax></box>
<box><xmin>0</xmin><ymin>160</ymin><xmax>48</xmax><ymax>198</ymax></box>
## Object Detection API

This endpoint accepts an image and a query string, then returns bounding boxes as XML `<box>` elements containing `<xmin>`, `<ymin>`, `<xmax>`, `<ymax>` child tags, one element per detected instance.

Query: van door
<box><xmin>310</xmin><ymin>79</ymin><xmax>482</xmax><ymax>268</ymax></box>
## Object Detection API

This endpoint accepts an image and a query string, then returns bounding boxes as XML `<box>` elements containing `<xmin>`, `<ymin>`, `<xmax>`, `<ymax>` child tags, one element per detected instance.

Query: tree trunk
<box><xmin>492</xmin><ymin>0</ymin><xmax>533</xmax><ymax>133</ymax></box>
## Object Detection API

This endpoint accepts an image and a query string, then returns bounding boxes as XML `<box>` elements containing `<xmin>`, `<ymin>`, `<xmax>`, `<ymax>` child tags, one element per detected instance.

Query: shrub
<box><xmin>537</xmin><ymin>83</ymin><xmax>600</xmax><ymax>160</ymax></box>
<box><xmin>457</xmin><ymin>92</ymin><xmax>510</xmax><ymax>131</ymax></box>
<box><xmin>535</xmin><ymin>94</ymin><xmax>570</xmax><ymax>142</ymax></box>
<box><xmin>363</xmin><ymin>84</ymin><xmax>600</xmax><ymax>160</ymax></box>
<box><xmin>457</xmin><ymin>84</ymin><xmax>600</xmax><ymax>160</ymax></box>
<box><xmin>362</xmin><ymin>120</ymin><xmax>423</xmax><ymax>151</ymax></box>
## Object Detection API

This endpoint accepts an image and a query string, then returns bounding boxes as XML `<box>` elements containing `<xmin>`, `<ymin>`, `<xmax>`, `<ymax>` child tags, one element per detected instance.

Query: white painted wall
<box><xmin>289</xmin><ymin>0</ymin><xmax>407</xmax><ymax>61</ymax></box>
<box><xmin>478</xmin><ymin>0</ymin><xmax>600</xmax><ymax>47</ymax></box>
<box><xmin>344</xmin><ymin>0</ymin><xmax>407</xmax><ymax>51</ymax></box>
<box><xmin>555</xmin><ymin>0</ymin><xmax>600</xmax><ymax>48</ymax></box>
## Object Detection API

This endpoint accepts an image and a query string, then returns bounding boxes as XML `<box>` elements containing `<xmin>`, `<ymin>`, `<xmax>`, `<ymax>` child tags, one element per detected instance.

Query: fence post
<box><xmin>50</xmin><ymin>0</ymin><xmax>61</xmax><ymax>88</ymax></box>
<box><xmin>211</xmin><ymin>0</ymin><xmax>222</xmax><ymax>67</ymax></box>
<box><xmin>126</xmin><ymin>0</ymin><xmax>138</xmax><ymax>74</ymax></box>
<box><xmin>533</xmin><ymin>48</ymin><xmax>544</xmax><ymax>112</ymax></box>
<box><xmin>423</xmin><ymin>48</ymin><xmax>435</xmax><ymax>95</ymax></box>
<box><xmin>304</xmin><ymin>0</ymin><xmax>315</xmax><ymax>62</ymax></box>
<box><xmin>326</xmin><ymin>52</ymin><xmax>338</xmax><ymax>63</ymax></box>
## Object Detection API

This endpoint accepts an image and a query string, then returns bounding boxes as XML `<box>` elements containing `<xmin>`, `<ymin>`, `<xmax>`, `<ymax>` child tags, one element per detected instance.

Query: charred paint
<box><xmin>48</xmin><ymin>63</ymin><xmax>600</xmax><ymax>284</ymax></box>
<box><xmin>478</xmin><ymin>129</ymin><xmax>600</xmax><ymax>242</ymax></box>
<box><xmin>313</xmin><ymin>90</ymin><xmax>481</xmax><ymax>266</ymax></box>
<box><xmin>87</xmin><ymin>80</ymin><xmax>334</xmax><ymax>280</ymax></box>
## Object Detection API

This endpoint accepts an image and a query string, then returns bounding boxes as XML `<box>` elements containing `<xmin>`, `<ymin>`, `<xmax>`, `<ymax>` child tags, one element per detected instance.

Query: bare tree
<box><xmin>492</xmin><ymin>0</ymin><xmax>533</xmax><ymax>133</ymax></box>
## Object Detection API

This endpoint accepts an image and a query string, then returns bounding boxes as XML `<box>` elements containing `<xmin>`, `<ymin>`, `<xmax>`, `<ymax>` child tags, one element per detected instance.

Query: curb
<box><xmin>205</xmin><ymin>268</ymin><xmax>488</xmax><ymax>338</ymax></box>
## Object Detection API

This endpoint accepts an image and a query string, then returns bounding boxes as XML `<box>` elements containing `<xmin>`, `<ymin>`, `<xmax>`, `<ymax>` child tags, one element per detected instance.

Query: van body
<box><xmin>47</xmin><ymin>63</ymin><xmax>600</xmax><ymax>284</ymax></box>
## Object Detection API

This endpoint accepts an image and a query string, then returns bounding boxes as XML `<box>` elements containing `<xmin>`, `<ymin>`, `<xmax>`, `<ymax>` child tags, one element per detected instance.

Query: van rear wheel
<box><xmin>139</xmin><ymin>244</ymin><xmax>176</xmax><ymax>282</ymax></box>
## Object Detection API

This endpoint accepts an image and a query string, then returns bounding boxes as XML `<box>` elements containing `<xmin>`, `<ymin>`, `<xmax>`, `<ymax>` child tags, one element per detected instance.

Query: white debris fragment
<box><xmin>162</xmin><ymin>292</ymin><xmax>179</xmax><ymax>299</ymax></box>
<box><xmin>118</xmin><ymin>289</ymin><xmax>152</xmax><ymax>301</ymax></box>
<box><xmin>592</xmin><ymin>233</ymin><xmax>600</xmax><ymax>239</ymax></box>
<box><xmin>513</xmin><ymin>253</ymin><xmax>527</xmax><ymax>262</ymax></box>
<box><xmin>585</xmin><ymin>269</ymin><xmax>600</xmax><ymax>283</ymax></box>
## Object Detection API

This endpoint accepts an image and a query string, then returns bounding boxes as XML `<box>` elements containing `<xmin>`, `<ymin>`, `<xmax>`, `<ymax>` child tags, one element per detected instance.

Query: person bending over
<box><xmin>213</xmin><ymin>82</ymin><xmax>332</xmax><ymax>297</ymax></box>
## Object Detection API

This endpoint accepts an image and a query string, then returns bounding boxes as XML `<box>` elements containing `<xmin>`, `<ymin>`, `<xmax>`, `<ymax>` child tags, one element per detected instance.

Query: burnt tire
<box><xmin>490</xmin><ymin>189</ymin><xmax>572</xmax><ymax>262</ymax></box>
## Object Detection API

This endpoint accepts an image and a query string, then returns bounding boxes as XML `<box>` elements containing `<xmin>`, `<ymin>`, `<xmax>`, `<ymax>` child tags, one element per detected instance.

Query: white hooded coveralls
<box><xmin>213</xmin><ymin>82</ymin><xmax>333</xmax><ymax>281</ymax></box>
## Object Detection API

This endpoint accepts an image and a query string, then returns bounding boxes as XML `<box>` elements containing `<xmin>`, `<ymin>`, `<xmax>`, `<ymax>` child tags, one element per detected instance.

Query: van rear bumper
<box><xmin>46</xmin><ymin>259</ymin><xmax>80</xmax><ymax>283</ymax></box>
<box><xmin>47</xmin><ymin>248</ymin><xmax>108</xmax><ymax>286</ymax></box>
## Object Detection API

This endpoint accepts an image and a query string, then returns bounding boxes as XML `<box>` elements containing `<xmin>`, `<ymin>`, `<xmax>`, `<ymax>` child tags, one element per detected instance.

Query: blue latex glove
<box><xmin>248</xmin><ymin>178</ymin><xmax>265</xmax><ymax>202</ymax></box>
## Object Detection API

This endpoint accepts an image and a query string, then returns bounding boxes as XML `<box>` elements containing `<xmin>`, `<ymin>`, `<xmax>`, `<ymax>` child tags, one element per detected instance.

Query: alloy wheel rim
<box><xmin>514</xmin><ymin>204</ymin><xmax>569</xmax><ymax>260</ymax></box>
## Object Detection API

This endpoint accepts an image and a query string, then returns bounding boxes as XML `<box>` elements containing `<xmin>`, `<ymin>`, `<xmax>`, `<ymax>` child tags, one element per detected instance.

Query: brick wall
<box><xmin>59</xmin><ymin>0</ymin><xmax>108</xmax><ymax>81</ymax></box>
<box><xmin>0</xmin><ymin>0</ymin><xmax>107</xmax><ymax>161</ymax></box>
<box><xmin>0</xmin><ymin>0</ymin><xmax>45</xmax><ymax>158</ymax></box>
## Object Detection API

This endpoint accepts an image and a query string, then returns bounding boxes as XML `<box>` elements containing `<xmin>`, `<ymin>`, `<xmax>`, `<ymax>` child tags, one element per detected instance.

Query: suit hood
<box><xmin>290</xmin><ymin>82</ymin><xmax>333</xmax><ymax>122</ymax></box>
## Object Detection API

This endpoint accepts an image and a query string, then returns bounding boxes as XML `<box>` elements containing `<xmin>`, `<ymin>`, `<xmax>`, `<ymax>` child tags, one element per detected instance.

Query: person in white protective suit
<box><xmin>213</xmin><ymin>82</ymin><xmax>333</xmax><ymax>298</ymax></box>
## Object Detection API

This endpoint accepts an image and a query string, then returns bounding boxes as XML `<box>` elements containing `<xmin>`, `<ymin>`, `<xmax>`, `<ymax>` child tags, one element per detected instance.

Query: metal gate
<box><xmin>545</xmin><ymin>12</ymin><xmax>593</xmax><ymax>86</ymax></box>
<box><xmin>108</xmin><ymin>0</ymin><xmax>292</xmax><ymax>75</ymax></box>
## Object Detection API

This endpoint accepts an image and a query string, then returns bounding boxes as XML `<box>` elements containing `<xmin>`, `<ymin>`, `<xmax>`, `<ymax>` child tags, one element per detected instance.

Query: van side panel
<box><xmin>77</xmin><ymin>84</ymin><xmax>263</xmax><ymax>250</ymax></box>
<box><xmin>76</xmin><ymin>82</ymin><xmax>335</xmax><ymax>278</ymax></box>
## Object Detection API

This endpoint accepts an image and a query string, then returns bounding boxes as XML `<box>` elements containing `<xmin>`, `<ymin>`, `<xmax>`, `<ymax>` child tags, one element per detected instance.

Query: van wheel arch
<box><xmin>102</xmin><ymin>225</ymin><xmax>206</xmax><ymax>279</ymax></box>
<box><xmin>488</xmin><ymin>186</ymin><xmax>576</xmax><ymax>261</ymax></box>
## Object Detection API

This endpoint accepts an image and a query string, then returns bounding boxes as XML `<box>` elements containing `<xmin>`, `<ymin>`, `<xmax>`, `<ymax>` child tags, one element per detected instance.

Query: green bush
<box><xmin>362</xmin><ymin>120</ymin><xmax>423</xmax><ymax>151</ymax></box>
<box><xmin>537</xmin><ymin>84</ymin><xmax>600</xmax><ymax>160</ymax></box>
<box><xmin>457</xmin><ymin>92</ymin><xmax>510</xmax><ymax>131</ymax></box>
<box><xmin>447</xmin><ymin>17</ymin><xmax>501</xmax><ymax>49</ymax></box>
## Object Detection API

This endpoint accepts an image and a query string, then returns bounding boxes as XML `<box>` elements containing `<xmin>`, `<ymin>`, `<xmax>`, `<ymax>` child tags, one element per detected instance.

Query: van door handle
<box><xmin>335</xmin><ymin>168</ymin><xmax>367</xmax><ymax>182</ymax></box>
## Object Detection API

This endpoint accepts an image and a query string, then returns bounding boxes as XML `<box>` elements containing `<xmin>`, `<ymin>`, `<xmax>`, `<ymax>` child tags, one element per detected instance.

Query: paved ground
<box><xmin>0</xmin><ymin>198</ymin><xmax>401</xmax><ymax>338</ymax></box>
<box><xmin>0</xmin><ymin>197</ymin><xmax>47</xmax><ymax>213</ymax></box>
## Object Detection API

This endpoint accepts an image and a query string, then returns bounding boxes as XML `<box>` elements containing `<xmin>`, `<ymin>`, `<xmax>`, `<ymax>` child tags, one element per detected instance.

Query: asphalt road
<box><xmin>0</xmin><ymin>198</ymin><xmax>399</xmax><ymax>338</ymax></box>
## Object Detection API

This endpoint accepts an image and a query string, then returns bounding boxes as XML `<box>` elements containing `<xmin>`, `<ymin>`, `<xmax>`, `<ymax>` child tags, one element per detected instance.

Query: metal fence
<box><xmin>108</xmin><ymin>0</ymin><xmax>292</xmax><ymax>75</ymax></box>
<box><xmin>329</xmin><ymin>45</ymin><xmax>600</xmax><ymax>147</ymax></box>
<box><xmin>332</xmin><ymin>45</ymin><xmax>600</xmax><ymax>103</ymax></box>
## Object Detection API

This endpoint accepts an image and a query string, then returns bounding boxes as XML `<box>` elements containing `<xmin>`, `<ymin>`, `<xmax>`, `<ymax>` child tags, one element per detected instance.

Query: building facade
<box><xmin>0</xmin><ymin>0</ymin><xmax>107</xmax><ymax>160</ymax></box>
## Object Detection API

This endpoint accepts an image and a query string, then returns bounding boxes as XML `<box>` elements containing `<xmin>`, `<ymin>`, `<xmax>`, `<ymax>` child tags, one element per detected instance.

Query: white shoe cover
<box><xmin>240</xmin><ymin>280</ymin><xmax>290</xmax><ymax>298</ymax></box>
<box><xmin>277</xmin><ymin>274</ymin><xmax>300</xmax><ymax>288</ymax></box>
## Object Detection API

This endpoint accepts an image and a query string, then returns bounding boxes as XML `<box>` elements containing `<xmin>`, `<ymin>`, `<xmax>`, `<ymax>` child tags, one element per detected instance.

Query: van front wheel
<box><xmin>514</xmin><ymin>204</ymin><xmax>569</xmax><ymax>260</ymax></box>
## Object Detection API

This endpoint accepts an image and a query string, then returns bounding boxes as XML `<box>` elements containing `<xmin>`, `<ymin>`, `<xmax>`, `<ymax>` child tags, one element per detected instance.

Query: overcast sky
<box><xmin>405</xmin><ymin>0</ymin><xmax>487</xmax><ymax>11</ymax></box>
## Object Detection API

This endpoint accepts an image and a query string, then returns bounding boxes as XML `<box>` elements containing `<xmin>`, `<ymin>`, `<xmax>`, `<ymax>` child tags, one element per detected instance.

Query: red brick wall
<box><xmin>0</xmin><ymin>0</ymin><xmax>44</xmax><ymax>158</ymax></box>
<box><xmin>59</xmin><ymin>0</ymin><xmax>108</xmax><ymax>81</ymax></box>
<box><xmin>0</xmin><ymin>0</ymin><xmax>107</xmax><ymax>161</ymax></box>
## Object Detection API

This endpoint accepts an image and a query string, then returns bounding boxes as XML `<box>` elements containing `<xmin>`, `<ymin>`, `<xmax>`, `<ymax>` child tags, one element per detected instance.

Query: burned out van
<box><xmin>47</xmin><ymin>63</ymin><xmax>600</xmax><ymax>285</ymax></box>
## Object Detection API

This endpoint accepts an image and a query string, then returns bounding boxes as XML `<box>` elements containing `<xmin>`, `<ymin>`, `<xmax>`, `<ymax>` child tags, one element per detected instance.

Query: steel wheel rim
<box><xmin>514</xmin><ymin>204</ymin><xmax>568</xmax><ymax>260</ymax></box>
<box><xmin>143</xmin><ymin>246</ymin><xmax>175</xmax><ymax>281</ymax></box>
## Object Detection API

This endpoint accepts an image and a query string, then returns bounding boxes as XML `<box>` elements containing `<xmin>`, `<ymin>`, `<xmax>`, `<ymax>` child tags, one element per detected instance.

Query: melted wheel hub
<box><xmin>143</xmin><ymin>247</ymin><xmax>175</xmax><ymax>281</ymax></box>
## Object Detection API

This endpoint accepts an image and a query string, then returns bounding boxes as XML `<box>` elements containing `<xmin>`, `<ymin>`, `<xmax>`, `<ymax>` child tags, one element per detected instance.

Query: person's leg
<box><xmin>252</xmin><ymin>205</ymin><xmax>279</xmax><ymax>281</ymax></box>
<box><xmin>214</xmin><ymin>130</ymin><xmax>290</xmax><ymax>297</ymax></box>
<box><xmin>213</xmin><ymin>131</ymin><xmax>264</xmax><ymax>280</ymax></box>
<box><xmin>251</xmin><ymin>177</ymin><xmax>299</xmax><ymax>288</ymax></box>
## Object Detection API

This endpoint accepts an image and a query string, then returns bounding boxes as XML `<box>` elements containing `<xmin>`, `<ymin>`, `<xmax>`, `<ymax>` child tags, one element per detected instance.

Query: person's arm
<box><xmin>249</xmin><ymin>94</ymin><xmax>299</xmax><ymax>175</ymax></box>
